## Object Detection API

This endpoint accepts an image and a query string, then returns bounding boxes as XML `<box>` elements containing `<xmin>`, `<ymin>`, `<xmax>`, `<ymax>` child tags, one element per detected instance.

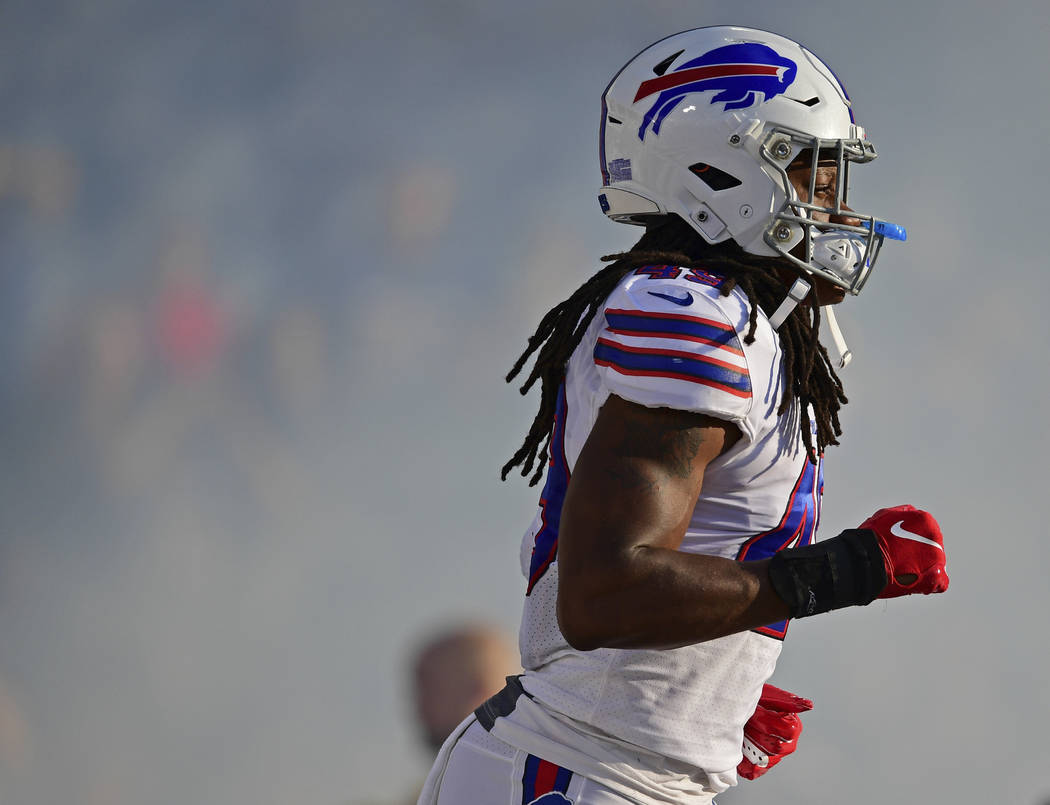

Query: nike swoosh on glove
<box><xmin>738</xmin><ymin>684</ymin><xmax>813</xmax><ymax>781</ymax></box>
<box><xmin>860</xmin><ymin>505</ymin><xmax>949</xmax><ymax>599</ymax></box>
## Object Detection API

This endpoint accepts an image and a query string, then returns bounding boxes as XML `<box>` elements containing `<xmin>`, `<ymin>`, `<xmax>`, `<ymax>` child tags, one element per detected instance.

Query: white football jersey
<box><xmin>498</xmin><ymin>265</ymin><xmax>824</xmax><ymax>799</ymax></box>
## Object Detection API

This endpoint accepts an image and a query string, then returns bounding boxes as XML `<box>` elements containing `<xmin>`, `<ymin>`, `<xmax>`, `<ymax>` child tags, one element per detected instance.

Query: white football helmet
<box><xmin>598</xmin><ymin>26</ymin><xmax>906</xmax><ymax>296</ymax></box>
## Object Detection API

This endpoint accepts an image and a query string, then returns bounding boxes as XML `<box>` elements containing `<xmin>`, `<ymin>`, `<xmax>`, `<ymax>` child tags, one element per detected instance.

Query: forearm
<box><xmin>557</xmin><ymin>548</ymin><xmax>790</xmax><ymax>650</ymax></box>
<box><xmin>551</xmin><ymin>397</ymin><xmax>947</xmax><ymax>652</ymax></box>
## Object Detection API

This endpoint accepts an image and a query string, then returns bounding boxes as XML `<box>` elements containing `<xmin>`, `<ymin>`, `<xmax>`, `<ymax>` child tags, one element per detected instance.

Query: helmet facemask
<box><xmin>761</xmin><ymin>132</ymin><xmax>902</xmax><ymax>295</ymax></box>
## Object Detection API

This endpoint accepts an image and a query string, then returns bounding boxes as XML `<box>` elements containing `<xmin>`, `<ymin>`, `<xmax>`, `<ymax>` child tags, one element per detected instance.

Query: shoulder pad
<box><xmin>593</xmin><ymin>267</ymin><xmax>755</xmax><ymax>421</ymax></box>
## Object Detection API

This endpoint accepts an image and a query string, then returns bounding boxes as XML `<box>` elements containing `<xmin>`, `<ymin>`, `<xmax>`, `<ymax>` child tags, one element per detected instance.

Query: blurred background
<box><xmin>1</xmin><ymin>1</ymin><xmax>1048</xmax><ymax>803</ymax></box>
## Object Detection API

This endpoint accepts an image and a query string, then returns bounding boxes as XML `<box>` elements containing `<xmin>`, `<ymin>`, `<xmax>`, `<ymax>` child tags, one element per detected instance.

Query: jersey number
<box><xmin>633</xmin><ymin>265</ymin><xmax>724</xmax><ymax>287</ymax></box>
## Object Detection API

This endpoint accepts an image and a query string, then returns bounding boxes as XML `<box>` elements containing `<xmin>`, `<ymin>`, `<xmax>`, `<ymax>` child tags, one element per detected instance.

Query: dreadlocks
<box><xmin>502</xmin><ymin>215</ymin><xmax>848</xmax><ymax>485</ymax></box>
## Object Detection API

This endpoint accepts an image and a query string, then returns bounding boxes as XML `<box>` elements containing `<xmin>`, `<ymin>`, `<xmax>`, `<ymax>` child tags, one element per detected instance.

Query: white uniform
<box><xmin>513</xmin><ymin>265</ymin><xmax>821</xmax><ymax>799</ymax></box>
<box><xmin>420</xmin><ymin>265</ymin><xmax>823</xmax><ymax>805</ymax></box>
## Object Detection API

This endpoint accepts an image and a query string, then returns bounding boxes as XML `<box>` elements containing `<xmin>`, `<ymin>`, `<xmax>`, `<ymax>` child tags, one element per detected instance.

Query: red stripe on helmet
<box><xmin>634</xmin><ymin>63</ymin><xmax>780</xmax><ymax>102</ymax></box>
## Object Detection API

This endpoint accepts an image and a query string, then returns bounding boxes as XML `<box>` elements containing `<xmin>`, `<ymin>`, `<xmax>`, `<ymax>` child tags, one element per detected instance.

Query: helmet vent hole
<box><xmin>792</xmin><ymin>96</ymin><xmax>821</xmax><ymax>107</ymax></box>
<box><xmin>689</xmin><ymin>162</ymin><xmax>742</xmax><ymax>192</ymax></box>
<box><xmin>651</xmin><ymin>49</ymin><xmax>684</xmax><ymax>76</ymax></box>
<box><xmin>607</xmin><ymin>115</ymin><xmax>623</xmax><ymax>125</ymax></box>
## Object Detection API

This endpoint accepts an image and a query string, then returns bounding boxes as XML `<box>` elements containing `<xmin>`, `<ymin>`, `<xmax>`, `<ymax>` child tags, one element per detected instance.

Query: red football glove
<box><xmin>859</xmin><ymin>505</ymin><xmax>949</xmax><ymax>599</ymax></box>
<box><xmin>737</xmin><ymin>684</ymin><xmax>813</xmax><ymax>781</ymax></box>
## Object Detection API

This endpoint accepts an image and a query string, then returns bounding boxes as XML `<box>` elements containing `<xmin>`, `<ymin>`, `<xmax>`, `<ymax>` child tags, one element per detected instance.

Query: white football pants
<box><xmin>418</xmin><ymin>717</ymin><xmax>643</xmax><ymax>805</ymax></box>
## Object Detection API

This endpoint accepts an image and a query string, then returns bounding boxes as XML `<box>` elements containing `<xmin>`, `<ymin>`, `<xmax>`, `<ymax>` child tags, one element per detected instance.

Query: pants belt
<box><xmin>474</xmin><ymin>674</ymin><xmax>532</xmax><ymax>730</ymax></box>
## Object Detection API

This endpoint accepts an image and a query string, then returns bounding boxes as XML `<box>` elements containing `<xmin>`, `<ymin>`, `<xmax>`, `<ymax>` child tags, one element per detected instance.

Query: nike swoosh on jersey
<box><xmin>889</xmin><ymin>520</ymin><xmax>942</xmax><ymax>550</ymax></box>
<box><xmin>647</xmin><ymin>290</ymin><xmax>693</xmax><ymax>306</ymax></box>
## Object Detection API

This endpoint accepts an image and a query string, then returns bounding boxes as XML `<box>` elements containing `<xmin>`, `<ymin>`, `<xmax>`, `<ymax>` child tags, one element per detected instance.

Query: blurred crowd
<box><xmin>0</xmin><ymin>3</ymin><xmax>560</xmax><ymax>798</ymax></box>
<box><xmin>2</xmin><ymin>142</ymin><xmax>349</xmax><ymax>572</ymax></box>
<box><xmin>0</xmin><ymin>2</ymin><xmax>545</xmax><ymax>798</ymax></box>
<box><xmin>0</xmin><ymin>142</ymin><xmax>362</xmax><ymax>793</ymax></box>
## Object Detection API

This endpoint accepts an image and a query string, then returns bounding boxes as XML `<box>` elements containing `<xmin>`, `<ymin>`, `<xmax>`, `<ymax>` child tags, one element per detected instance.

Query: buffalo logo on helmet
<box><xmin>634</xmin><ymin>43</ymin><xmax>797</xmax><ymax>140</ymax></box>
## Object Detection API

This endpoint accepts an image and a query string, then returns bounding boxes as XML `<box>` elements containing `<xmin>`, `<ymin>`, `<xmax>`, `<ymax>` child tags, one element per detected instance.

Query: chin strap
<box><xmin>767</xmin><ymin>277</ymin><xmax>853</xmax><ymax>369</ymax></box>
<box><xmin>767</xmin><ymin>278</ymin><xmax>811</xmax><ymax>330</ymax></box>
<box><xmin>768</xmin><ymin>277</ymin><xmax>853</xmax><ymax>369</ymax></box>
<box><xmin>822</xmin><ymin>306</ymin><xmax>852</xmax><ymax>368</ymax></box>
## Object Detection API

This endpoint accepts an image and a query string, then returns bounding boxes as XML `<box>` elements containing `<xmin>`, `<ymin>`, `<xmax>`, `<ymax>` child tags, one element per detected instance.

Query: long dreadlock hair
<box><xmin>502</xmin><ymin>215</ymin><xmax>848</xmax><ymax>485</ymax></box>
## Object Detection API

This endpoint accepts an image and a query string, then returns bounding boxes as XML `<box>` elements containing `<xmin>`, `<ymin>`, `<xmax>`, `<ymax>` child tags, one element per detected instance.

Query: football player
<box><xmin>419</xmin><ymin>26</ymin><xmax>948</xmax><ymax>805</ymax></box>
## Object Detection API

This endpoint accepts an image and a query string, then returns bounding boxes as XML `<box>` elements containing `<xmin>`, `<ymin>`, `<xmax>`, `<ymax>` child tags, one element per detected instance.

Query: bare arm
<box><xmin>556</xmin><ymin>394</ymin><xmax>791</xmax><ymax>650</ymax></box>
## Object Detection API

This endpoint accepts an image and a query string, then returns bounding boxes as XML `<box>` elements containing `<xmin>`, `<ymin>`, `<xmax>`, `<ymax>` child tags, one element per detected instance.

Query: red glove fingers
<box><xmin>755</xmin><ymin>683</ymin><xmax>813</xmax><ymax>714</ymax></box>
<box><xmin>859</xmin><ymin>505</ymin><xmax>949</xmax><ymax>599</ymax></box>
<box><xmin>738</xmin><ymin>684</ymin><xmax>812</xmax><ymax>781</ymax></box>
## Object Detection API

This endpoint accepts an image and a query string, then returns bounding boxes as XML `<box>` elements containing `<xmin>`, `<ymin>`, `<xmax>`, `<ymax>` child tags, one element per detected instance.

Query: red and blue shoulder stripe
<box><xmin>595</xmin><ymin>308</ymin><xmax>750</xmax><ymax>398</ymax></box>
<box><xmin>604</xmin><ymin>308</ymin><xmax>743</xmax><ymax>355</ymax></box>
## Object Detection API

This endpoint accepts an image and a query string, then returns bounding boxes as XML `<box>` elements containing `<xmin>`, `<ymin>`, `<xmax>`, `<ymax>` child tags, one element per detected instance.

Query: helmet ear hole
<box><xmin>689</xmin><ymin>163</ymin><xmax>742</xmax><ymax>192</ymax></box>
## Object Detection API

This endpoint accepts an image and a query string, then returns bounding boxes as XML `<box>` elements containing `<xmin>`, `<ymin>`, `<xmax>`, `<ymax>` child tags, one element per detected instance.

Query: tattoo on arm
<box><xmin>604</xmin><ymin>459</ymin><xmax>658</xmax><ymax>494</ymax></box>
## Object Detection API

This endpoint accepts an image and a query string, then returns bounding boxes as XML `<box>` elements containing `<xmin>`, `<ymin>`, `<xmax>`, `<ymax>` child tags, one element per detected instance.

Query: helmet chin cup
<box><xmin>810</xmin><ymin>231</ymin><xmax>869</xmax><ymax>289</ymax></box>
<box><xmin>765</xmin><ymin>210</ymin><xmax>890</xmax><ymax>295</ymax></box>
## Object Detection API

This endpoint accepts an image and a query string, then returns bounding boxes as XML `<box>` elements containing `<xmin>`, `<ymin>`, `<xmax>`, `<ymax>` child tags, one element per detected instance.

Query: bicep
<box><xmin>558</xmin><ymin>394</ymin><xmax>740</xmax><ymax>575</ymax></box>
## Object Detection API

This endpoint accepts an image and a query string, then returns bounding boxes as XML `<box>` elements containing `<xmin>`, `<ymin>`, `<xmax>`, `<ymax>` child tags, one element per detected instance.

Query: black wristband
<box><xmin>767</xmin><ymin>529</ymin><xmax>888</xmax><ymax>618</ymax></box>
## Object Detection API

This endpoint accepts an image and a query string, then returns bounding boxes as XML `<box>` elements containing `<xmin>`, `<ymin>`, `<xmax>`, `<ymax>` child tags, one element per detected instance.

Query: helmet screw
<box><xmin>772</xmin><ymin>140</ymin><xmax>792</xmax><ymax>160</ymax></box>
<box><xmin>728</xmin><ymin>133</ymin><xmax>741</xmax><ymax>145</ymax></box>
<box><xmin>697</xmin><ymin>211</ymin><xmax>709</xmax><ymax>222</ymax></box>
<box><xmin>739</xmin><ymin>205</ymin><xmax>753</xmax><ymax>218</ymax></box>
<box><xmin>774</xmin><ymin>224</ymin><xmax>793</xmax><ymax>241</ymax></box>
